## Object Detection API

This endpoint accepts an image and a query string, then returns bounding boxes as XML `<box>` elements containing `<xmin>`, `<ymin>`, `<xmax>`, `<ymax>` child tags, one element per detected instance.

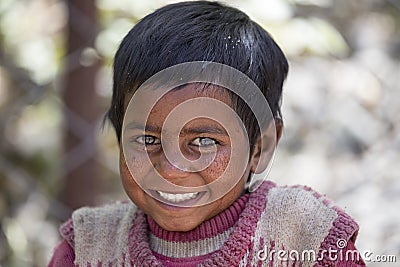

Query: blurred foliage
<box><xmin>0</xmin><ymin>0</ymin><xmax>399</xmax><ymax>266</ymax></box>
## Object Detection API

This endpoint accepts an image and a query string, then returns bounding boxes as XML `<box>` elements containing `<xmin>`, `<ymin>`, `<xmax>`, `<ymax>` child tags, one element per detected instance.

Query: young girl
<box><xmin>49</xmin><ymin>1</ymin><xmax>365</xmax><ymax>266</ymax></box>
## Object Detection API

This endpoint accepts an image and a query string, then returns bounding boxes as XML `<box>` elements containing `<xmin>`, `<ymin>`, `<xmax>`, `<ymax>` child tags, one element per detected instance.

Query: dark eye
<box><xmin>191</xmin><ymin>137</ymin><xmax>218</xmax><ymax>147</ymax></box>
<box><xmin>135</xmin><ymin>135</ymin><xmax>160</xmax><ymax>145</ymax></box>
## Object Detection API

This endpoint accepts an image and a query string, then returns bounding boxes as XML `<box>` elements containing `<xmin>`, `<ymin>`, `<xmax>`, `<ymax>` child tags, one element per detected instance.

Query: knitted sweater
<box><xmin>48</xmin><ymin>181</ymin><xmax>365</xmax><ymax>267</ymax></box>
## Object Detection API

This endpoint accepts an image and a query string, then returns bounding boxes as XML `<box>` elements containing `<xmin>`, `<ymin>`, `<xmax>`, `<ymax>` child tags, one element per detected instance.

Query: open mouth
<box><xmin>148</xmin><ymin>190</ymin><xmax>207</xmax><ymax>206</ymax></box>
<box><xmin>157</xmin><ymin>191</ymin><xmax>199</xmax><ymax>203</ymax></box>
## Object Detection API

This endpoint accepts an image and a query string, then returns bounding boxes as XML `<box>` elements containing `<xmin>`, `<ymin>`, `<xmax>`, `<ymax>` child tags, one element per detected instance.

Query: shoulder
<box><xmin>264</xmin><ymin>184</ymin><xmax>359</xmax><ymax>242</ymax></box>
<box><xmin>251</xmin><ymin>182</ymin><xmax>361</xmax><ymax>266</ymax></box>
<box><xmin>71</xmin><ymin>201</ymin><xmax>137</xmax><ymax>235</ymax></box>
<box><xmin>48</xmin><ymin>240</ymin><xmax>75</xmax><ymax>267</ymax></box>
<box><xmin>72</xmin><ymin>200</ymin><xmax>136</xmax><ymax>221</ymax></box>
<box><xmin>59</xmin><ymin>201</ymin><xmax>137</xmax><ymax>245</ymax></box>
<box><xmin>58</xmin><ymin>201</ymin><xmax>138</xmax><ymax>266</ymax></box>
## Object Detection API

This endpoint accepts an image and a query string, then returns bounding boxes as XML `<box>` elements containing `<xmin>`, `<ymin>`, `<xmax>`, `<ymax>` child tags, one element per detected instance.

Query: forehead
<box><xmin>122</xmin><ymin>83</ymin><xmax>242</xmax><ymax>135</ymax></box>
<box><xmin>124</xmin><ymin>83</ymin><xmax>233</xmax><ymax>116</ymax></box>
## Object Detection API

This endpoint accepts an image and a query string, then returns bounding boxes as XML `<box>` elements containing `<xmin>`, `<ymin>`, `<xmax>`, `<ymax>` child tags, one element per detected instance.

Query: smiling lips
<box><xmin>157</xmin><ymin>191</ymin><xmax>200</xmax><ymax>203</ymax></box>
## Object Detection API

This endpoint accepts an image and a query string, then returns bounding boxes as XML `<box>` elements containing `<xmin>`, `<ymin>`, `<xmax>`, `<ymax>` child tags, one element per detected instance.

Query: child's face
<box><xmin>120</xmin><ymin>85</ymin><xmax>259</xmax><ymax>232</ymax></box>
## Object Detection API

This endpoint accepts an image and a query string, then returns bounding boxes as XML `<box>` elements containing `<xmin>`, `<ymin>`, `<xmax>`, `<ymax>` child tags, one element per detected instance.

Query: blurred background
<box><xmin>0</xmin><ymin>0</ymin><xmax>399</xmax><ymax>266</ymax></box>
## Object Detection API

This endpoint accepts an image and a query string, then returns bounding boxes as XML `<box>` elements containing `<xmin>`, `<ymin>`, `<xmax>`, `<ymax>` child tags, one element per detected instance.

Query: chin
<box><xmin>159</xmin><ymin>217</ymin><xmax>202</xmax><ymax>232</ymax></box>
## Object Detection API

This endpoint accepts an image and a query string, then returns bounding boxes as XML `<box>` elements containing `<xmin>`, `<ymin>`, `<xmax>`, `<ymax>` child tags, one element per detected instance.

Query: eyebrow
<box><xmin>125</xmin><ymin>122</ymin><xmax>227</xmax><ymax>135</ymax></box>
<box><xmin>180</xmin><ymin>126</ymin><xmax>227</xmax><ymax>136</ymax></box>
<box><xmin>125</xmin><ymin>122</ymin><xmax>162</xmax><ymax>133</ymax></box>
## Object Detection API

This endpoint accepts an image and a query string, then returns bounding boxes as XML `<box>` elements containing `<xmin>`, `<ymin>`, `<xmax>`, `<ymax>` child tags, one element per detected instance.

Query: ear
<box><xmin>249</xmin><ymin>119</ymin><xmax>283</xmax><ymax>174</ymax></box>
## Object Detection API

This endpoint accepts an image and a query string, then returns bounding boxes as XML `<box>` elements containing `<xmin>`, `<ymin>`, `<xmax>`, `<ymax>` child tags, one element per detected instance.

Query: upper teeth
<box><xmin>157</xmin><ymin>191</ymin><xmax>199</xmax><ymax>203</ymax></box>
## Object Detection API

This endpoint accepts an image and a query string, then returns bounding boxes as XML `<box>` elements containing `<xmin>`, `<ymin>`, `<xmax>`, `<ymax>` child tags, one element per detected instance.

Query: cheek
<box><xmin>120</xmin><ymin>160</ymin><xmax>155</xmax><ymax>215</ymax></box>
<box><xmin>200</xmin><ymin>147</ymin><xmax>231</xmax><ymax>182</ymax></box>
<box><xmin>120</xmin><ymin>158</ymin><xmax>136</xmax><ymax>190</ymax></box>
<box><xmin>120</xmin><ymin>157</ymin><xmax>150</xmax><ymax>203</ymax></box>
<box><xmin>200</xmin><ymin>145</ymin><xmax>249</xmax><ymax>191</ymax></box>
<box><xmin>119</xmin><ymin>150</ymin><xmax>150</xmax><ymax>192</ymax></box>
<box><xmin>122</xmin><ymin>150</ymin><xmax>153</xmax><ymax>183</ymax></box>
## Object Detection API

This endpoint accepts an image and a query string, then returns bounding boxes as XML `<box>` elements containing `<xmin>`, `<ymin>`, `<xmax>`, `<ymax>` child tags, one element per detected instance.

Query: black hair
<box><xmin>108</xmin><ymin>1</ymin><xmax>288</xmax><ymax>151</ymax></box>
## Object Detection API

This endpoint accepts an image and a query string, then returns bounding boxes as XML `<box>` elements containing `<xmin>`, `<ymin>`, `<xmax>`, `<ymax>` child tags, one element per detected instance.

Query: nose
<box><xmin>155</xmin><ymin>150</ymin><xmax>190</xmax><ymax>181</ymax></box>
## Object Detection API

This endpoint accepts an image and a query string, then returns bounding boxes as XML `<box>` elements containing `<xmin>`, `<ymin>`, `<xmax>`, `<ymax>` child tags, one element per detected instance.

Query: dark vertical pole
<box><xmin>61</xmin><ymin>0</ymin><xmax>100</xmax><ymax>215</ymax></box>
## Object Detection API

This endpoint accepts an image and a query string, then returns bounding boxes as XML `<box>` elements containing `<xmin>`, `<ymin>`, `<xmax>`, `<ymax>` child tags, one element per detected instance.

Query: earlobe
<box><xmin>275</xmin><ymin>119</ymin><xmax>283</xmax><ymax>143</ymax></box>
<box><xmin>249</xmin><ymin>119</ymin><xmax>282</xmax><ymax>174</ymax></box>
